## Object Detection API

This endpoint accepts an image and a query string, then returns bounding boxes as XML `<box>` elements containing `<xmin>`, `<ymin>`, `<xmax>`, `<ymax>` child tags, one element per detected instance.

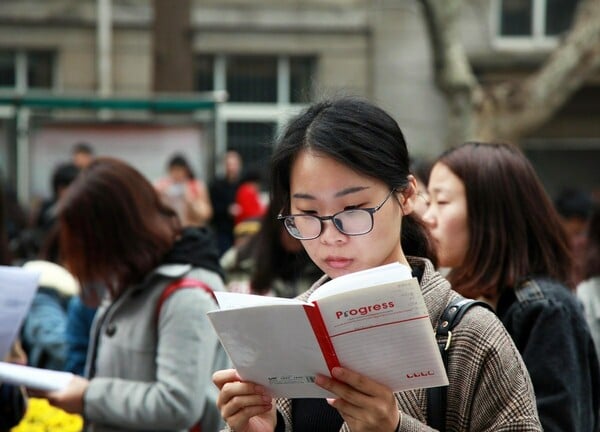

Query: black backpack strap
<box><xmin>426</xmin><ymin>297</ymin><xmax>493</xmax><ymax>431</ymax></box>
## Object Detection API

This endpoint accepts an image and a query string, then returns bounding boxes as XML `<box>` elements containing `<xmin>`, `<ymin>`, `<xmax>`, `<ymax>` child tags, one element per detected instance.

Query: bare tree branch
<box><xmin>487</xmin><ymin>0</ymin><xmax>600</xmax><ymax>138</ymax></box>
<box><xmin>418</xmin><ymin>0</ymin><xmax>477</xmax><ymax>93</ymax></box>
<box><xmin>418</xmin><ymin>0</ymin><xmax>482</xmax><ymax>144</ymax></box>
<box><xmin>419</xmin><ymin>0</ymin><xmax>600</xmax><ymax>145</ymax></box>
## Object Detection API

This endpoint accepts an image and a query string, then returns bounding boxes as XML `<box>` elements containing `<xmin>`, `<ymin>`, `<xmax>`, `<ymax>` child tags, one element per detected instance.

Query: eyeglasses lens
<box><xmin>284</xmin><ymin>210</ymin><xmax>372</xmax><ymax>240</ymax></box>
<box><xmin>335</xmin><ymin>210</ymin><xmax>371</xmax><ymax>235</ymax></box>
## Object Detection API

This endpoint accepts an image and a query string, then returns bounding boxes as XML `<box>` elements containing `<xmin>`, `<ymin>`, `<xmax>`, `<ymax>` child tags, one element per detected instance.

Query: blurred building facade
<box><xmin>0</xmin><ymin>0</ymin><xmax>598</xmax><ymax>205</ymax></box>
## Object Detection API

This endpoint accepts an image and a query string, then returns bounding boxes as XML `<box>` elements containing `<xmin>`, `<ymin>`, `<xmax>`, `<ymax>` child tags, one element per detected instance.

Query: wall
<box><xmin>28</xmin><ymin>123</ymin><xmax>208</xmax><ymax>201</ymax></box>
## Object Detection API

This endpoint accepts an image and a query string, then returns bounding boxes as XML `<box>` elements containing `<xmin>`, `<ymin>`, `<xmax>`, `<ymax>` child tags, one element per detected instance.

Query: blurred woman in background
<box><xmin>424</xmin><ymin>141</ymin><xmax>599</xmax><ymax>431</ymax></box>
<box><xmin>38</xmin><ymin>157</ymin><xmax>226</xmax><ymax>432</ymax></box>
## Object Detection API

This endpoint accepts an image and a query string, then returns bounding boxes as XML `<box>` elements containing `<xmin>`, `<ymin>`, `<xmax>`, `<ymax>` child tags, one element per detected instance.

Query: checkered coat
<box><xmin>225</xmin><ymin>257</ymin><xmax>542</xmax><ymax>431</ymax></box>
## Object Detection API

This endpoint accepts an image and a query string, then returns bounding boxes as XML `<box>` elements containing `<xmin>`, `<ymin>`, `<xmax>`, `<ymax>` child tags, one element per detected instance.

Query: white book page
<box><xmin>314</xmin><ymin>278</ymin><xmax>448</xmax><ymax>391</ymax></box>
<box><xmin>0</xmin><ymin>266</ymin><xmax>40</xmax><ymax>359</ymax></box>
<box><xmin>308</xmin><ymin>262</ymin><xmax>412</xmax><ymax>302</ymax></box>
<box><xmin>0</xmin><ymin>362</ymin><xmax>74</xmax><ymax>391</ymax></box>
<box><xmin>214</xmin><ymin>291</ymin><xmax>306</xmax><ymax>310</ymax></box>
<box><xmin>208</xmin><ymin>304</ymin><xmax>333</xmax><ymax>398</ymax></box>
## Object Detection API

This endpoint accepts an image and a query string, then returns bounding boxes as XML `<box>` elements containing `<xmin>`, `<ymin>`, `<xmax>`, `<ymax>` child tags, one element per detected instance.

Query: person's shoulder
<box><xmin>187</xmin><ymin>266</ymin><xmax>227</xmax><ymax>293</ymax></box>
<box><xmin>506</xmin><ymin>278</ymin><xmax>589</xmax><ymax>327</ymax></box>
<box><xmin>516</xmin><ymin>277</ymin><xmax>577</xmax><ymax>308</ymax></box>
<box><xmin>449</xmin><ymin>301</ymin><xmax>525</xmax><ymax>371</ymax></box>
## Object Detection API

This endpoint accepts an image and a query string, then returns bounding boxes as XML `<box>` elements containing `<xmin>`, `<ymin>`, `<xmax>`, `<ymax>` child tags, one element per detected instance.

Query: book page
<box><xmin>0</xmin><ymin>266</ymin><xmax>40</xmax><ymax>360</ymax></box>
<box><xmin>0</xmin><ymin>362</ymin><xmax>74</xmax><ymax>391</ymax></box>
<box><xmin>314</xmin><ymin>278</ymin><xmax>448</xmax><ymax>391</ymax></box>
<box><xmin>308</xmin><ymin>262</ymin><xmax>412</xmax><ymax>301</ymax></box>
<box><xmin>214</xmin><ymin>291</ymin><xmax>306</xmax><ymax>310</ymax></box>
<box><xmin>208</xmin><ymin>303</ymin><xmax>334</xmax><ymax>398</ymax></box>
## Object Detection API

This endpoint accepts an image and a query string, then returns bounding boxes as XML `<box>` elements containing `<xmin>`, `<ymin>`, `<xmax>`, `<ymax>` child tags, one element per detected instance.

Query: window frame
<box><xmin>0</xmin><ymin>49</ymin><xmax>57</xmax><ymax>92</ymax></box>
<box><xmin>195</xmin><ymin>53</ymin><xmax>315</xmax><ymax>166</ymax></box>
<box><xmin>491</xmin><ymin>0</ymin><xmax>578</xmax><ymax>51</ymax></box>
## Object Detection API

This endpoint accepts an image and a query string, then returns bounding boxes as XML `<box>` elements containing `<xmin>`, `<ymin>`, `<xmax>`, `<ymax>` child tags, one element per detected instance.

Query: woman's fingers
<box><xmin>316</xmin><ymin>367</ymin><xmax>400</xmax><ymax>431</ymax></box>
<box><xmin>316</xmin><ymin>367</ymin><xmax>384</xmax><ymax>403</ymax></box>
<box><xmin>220</xmin><ymin>391</ymin><xmax>272</xmax><ymax>419</ymax></box>
<box><xmin>213</xmin><ymin>368</ymin><xmax>275</xmax><ymax>429</ymax></box>
<box><xmin>212</xmin><ymin>368</ymin><xmax>241</xmax><ymax>390</ymax></box>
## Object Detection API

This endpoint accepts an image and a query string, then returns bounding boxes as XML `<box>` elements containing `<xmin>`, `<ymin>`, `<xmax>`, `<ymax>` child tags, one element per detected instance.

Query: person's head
<box><xmin>224</xmin><ymin>150</ymin><xmax>242</xmax><ymax>183</ymax></box>
<box><xmin>51</xmin><ymin>162</ymin><xmax>80</xmax><ymax>200</ymax></box>
<box><xmin>554</xmin><ymin>188</ymin><xmax>593</xmax><ymax>263</ymax></box>
<box><xmin>58</xmin><ymin>157</ymin><xmax>180</xmax><ymax>300</ymax></box>
<box><xmin>167</xmin><ymin>153</ymin><xmax>195</xmax><ymax>183</ymax></box>
<box><xmin>424</xmin><ymin>141</ymin><xmax>572</xmax><ymax>299</ymax></box>
<box><xmin>584</xmin><ymin>205</ymin><xmax>600</xmax><ymax>280</ymax></box>
<box><xmin>71</xmin><ymin>142</ymin><xmax>94</xmax><ymax>169</ymax></box>
<box><xmin>270</xmin><ymin>97</ymin><xmax>436</xmax><ymax>279</ymax></box>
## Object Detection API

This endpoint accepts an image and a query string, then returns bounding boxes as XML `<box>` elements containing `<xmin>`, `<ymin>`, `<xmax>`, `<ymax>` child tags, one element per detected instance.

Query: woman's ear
<box><xmin>399</xmin><ymin>175</ymin><xmax>419</xmax><ymax>216</ymax></box>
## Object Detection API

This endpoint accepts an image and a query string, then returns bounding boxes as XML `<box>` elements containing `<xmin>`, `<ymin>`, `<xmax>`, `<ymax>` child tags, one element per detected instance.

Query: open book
<box><xmin>208</xmin><ymin>262</ymin><xmax>448</xmax><ymax>398</ymax></box>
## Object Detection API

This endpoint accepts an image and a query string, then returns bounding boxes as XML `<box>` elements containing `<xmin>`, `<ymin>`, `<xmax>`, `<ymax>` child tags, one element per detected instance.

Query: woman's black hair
<box><xmin>168</xmin><ymin>153</ymin><xmax>196</xmax><ymax>179</ymax></box>
<box><xmin>270</xmin><ymin>97</ymin><xmax>437</xmax><ymax>264</ymax></box>
<box><xmin>244</xmin><ymin>202</ymin><xmax>321</xmax><ymax>295</ymax></box>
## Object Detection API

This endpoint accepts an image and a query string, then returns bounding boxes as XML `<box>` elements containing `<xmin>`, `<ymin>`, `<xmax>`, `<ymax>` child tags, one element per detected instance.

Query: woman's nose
<box><xmin>422</xmin><ymin>206</ymin><xmax>435</xmax><ymax>227</ymax></box>
<box><xmin>319</xmin><ymin>218</ymin><xmax>347</xmax><ymax>244</ymax></box>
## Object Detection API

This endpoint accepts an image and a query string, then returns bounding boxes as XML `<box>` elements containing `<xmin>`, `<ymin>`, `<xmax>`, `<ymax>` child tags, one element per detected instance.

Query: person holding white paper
<box><xmin>33</xmin><ymin>158</ymin><xmax>227</xmax><ymax>432</ymax></box>
<box><xmin>213</xmin><ymin>97</ymin><xmax>542</xmax><ymax>432</ymax></box>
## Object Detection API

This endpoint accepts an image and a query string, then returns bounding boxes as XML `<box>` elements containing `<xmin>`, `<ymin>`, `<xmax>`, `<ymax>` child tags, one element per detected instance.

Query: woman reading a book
<box><xmin>213</xmin><ymin>97</ymin><xmax>542</xmax><ymax>431</ymax></box>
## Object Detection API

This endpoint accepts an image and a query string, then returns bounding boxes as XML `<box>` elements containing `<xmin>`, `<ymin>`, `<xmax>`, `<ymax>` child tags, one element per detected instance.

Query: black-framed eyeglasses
<box><xmin>277</xmin><ymin>189</ymin><xmax>396</xmax><ymax>240</ymax></box>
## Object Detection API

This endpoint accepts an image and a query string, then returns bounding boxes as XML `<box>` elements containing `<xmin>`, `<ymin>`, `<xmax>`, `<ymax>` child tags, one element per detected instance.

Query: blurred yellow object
<box><xmin>11</xmin><ymin>398</ymin><xmax>83</xmax><ymax>432</ymax></box>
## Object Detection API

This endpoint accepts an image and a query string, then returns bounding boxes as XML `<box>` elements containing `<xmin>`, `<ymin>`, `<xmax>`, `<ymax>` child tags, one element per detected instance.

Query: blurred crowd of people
<box><xmin>0</xmin><ymin>98</ymin><xmax>599</xmax><ymax>431</ymax></box>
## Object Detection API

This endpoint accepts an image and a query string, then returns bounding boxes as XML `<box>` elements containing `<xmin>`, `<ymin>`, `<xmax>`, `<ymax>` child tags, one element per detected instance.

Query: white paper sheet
<box><xmin>0</xmin><ymin>362</ymin><xmax>74</xmax><ymax>391</ymax></box>
<box><xmin>0</xmin><ymin>266</ymin><xmax>40</xmax><ymax>360</ymax></box>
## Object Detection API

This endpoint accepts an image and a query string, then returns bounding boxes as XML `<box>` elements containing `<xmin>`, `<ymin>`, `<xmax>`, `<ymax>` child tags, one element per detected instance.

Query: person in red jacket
<box><xmin>234</xmin><ymin>170</ymin><xmax>266</xmax><ymax>226</ymax></box>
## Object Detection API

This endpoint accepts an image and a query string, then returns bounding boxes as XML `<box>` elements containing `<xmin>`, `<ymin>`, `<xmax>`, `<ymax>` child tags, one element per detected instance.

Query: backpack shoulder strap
<box><xmin>426</xmin><ymin>297</ymin><xmax>493</xmax><ymax>431</ymax></box>
<box><xmin>156</xmin><ymin>277</ymin><xmax>217</xmax><ymax>323</ymax></box>
<box><xmin>155</xmin><ymin>278</ymin><xmax>217</xmax><ymax>432</ymax></box>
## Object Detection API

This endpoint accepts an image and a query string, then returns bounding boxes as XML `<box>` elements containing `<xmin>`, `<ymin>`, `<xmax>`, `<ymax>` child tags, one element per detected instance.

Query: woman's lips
<box><xmin>324</xmin><ymin>257</ymin><xmax>352</xmax><ymax>269</ymax></box>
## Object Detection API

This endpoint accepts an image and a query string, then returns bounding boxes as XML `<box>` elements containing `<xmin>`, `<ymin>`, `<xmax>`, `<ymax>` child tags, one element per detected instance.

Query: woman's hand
<box><xmin>316</xmin><ymin>367</ymin><xmax>400</xmax><ymax>432</ymax></box>
<box><xmin>29</xmin><ymin>375</ymin><xmax>90</xmax><ymax>415</ymax></box>
<box><xmin>213</xmin><ymin>369</ymin><xmax>276</xmax><ymax>432</ymax></box>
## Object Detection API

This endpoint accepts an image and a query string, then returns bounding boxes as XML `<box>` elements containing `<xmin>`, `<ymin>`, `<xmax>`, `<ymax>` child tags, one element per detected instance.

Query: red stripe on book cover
<box><xmin>303</xmin><ymin>303</ymin><xmax>340</xmax><ymax>373</ymax></box>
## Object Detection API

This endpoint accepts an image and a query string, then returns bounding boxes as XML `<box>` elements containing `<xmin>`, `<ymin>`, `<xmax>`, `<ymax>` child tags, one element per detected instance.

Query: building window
<box><xmin>194</xmin><ymin>55</ymin><xmax>214</xmax><ymax>92</ymax></box>
<box><xmin>290</xmin><ymin>57</ymin><xmax>316</xmax><ymax>103</ymax></box>
<box><xmin>227</xmin><ymin>56</ymin><xmax>278</xmax><ymax>103</ymax></box>
<box><xmin>194</xmin><ymin>53</ymin><xmax>317</xmax><ymax>169</ymax></box>
<box><xmin>194</xmin><ymin>53</ymin><xmax>316</xmax><ymax>103</ymax></box>
<box><xmin>497</xmin><ymin>0</ymin><xmax>580</xmax><ymax>41</ymax></box>
<box><xmin>227</xmin><ymin>122</ymin><xmax>277</xmax><ymax>171</ymax></box>
<box><xmin>27</xmin><ymin>51</ymin><xmax>54</xmax><ymax>89</ymax></box>
<box><xmin>0</xmin><ymin>52</ymin><xmax>16</xmax><ymax>87</ymax></box>
<box><xmin>0</xmin><ymin>50</ymin><xmax>55</xmax><ymax>91</ymax></box>
<box><xmin>545</xmin><ymin>0</ymin><xmax>579</xmax><ymax>36</ymax></box>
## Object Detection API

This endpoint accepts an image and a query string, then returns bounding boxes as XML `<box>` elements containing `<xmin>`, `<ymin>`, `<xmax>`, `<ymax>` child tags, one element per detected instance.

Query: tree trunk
<box><xmin>152</xmin><ymin>0</ymin><xmax>193</xmax><ymax>92</ymax></box>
